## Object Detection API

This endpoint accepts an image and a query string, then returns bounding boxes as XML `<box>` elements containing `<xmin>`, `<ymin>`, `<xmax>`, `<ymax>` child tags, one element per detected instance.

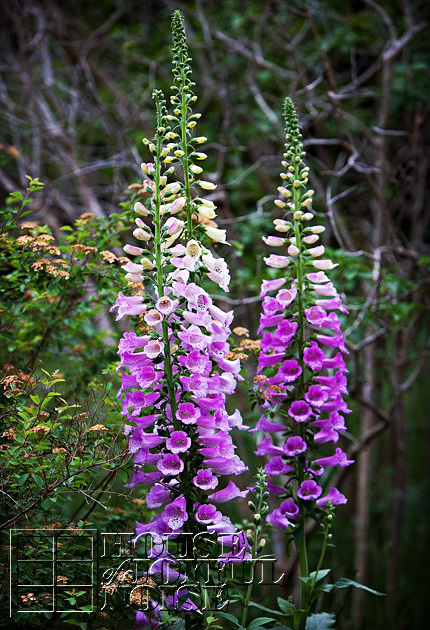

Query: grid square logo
<box><xmin>10</xmin><ymin>529</ymin><xmax>98</xmax><ymax>614</ymax></box>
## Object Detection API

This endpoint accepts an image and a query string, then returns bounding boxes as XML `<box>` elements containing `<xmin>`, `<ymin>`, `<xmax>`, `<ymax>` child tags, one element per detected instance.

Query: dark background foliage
<box><xmin>1</xmin><ymin>0</ymin><xmax>429</xmax><ymax>628</ymax></box>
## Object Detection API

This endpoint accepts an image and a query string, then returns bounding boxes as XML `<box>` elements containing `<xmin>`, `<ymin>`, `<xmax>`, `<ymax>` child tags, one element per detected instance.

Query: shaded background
<box><xmin>1</xmin><ymin>0</ymin><xmax>429</xmax><ymax>628</ymax></box>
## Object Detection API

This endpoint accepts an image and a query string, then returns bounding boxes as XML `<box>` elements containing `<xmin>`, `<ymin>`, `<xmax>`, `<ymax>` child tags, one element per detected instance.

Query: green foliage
<box><xmin>0</xmin><ymin>179</ymin><xmax>146</xmax><ymax>628</ymax></box>
<box><xmin>305</xmin><ymin>613</ymin><xmax>336</xmax><ymax>630</ymax></box>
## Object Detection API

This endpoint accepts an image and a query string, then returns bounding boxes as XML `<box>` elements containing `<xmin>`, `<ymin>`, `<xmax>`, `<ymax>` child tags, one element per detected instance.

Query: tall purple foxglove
<box><xmin>253</xmin><ymin>99</ymin><xmax>353</xmax><ymax>608</ymax></box>
<box><xmin>111</xmin><ymin>11</ymin><xmax>248</xmax><ymax>623</ymax></box>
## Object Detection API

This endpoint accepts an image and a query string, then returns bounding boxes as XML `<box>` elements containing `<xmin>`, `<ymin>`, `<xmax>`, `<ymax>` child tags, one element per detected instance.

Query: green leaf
<box><xmin>18</xmin><ymin>474</ymin><xmax>29</xmax><ymax>486</ymax></box>
<box><xmin>306</xmin><ymin>613</ymin><xmax>336</xmax><ymax>630</ymax></box>
<box><xmin>249</xmin><ymin>602</ymin><xmax>282</xmax><ymax>616</ymax></box>
<box><xmin>277</xmin><ymin>598</ymin><xmax>296</xmax><ymax>615</ymax></box>
<box><xmin>309</xmin><ymin>569</ymin><xmax>331</xmax><ymax>582</ymax></box>
<box><xmin>247</xmin><ymin>617</ymin><xmax>274</xmax><ymax>630</ymax></box>
<box><xmin>216</xmin><ymin>611</ymin><xmax>242</xmax><ymax>627</ymax></box>
<box><xmin>30</xmin><ymin>394</ymin><xmax>40</xmax><ymax>405</ymax></box>
<box><xmin>33</xmin><ymin>474</ymin><xmax>44</xmax><ymax>488</ymax></box>
<box><xmin>9</xmin><ymin>191</ymin><xmax>23</xmax><ymax>201</ymax></box>
<box><xmin>313</xmin><ymin>583</ymin><xmax>334</xmax><ymax>594</ymax></box>
<box><xmin>333</xmin><ymin>578</ymin><xmax>385</xmax><ymax>596</ymax></box>
<box><xmin>293</xmin><ymin>524</ymin><xmax>303</xmax><ymax>553</ymax></box>
<box><xmin>300</xmin><ymin>569</ymin><xmax>331</xmax><ymax>585</ymax></box>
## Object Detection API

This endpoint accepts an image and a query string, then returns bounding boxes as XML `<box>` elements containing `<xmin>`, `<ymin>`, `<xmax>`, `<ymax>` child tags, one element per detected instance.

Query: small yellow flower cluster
<box><xmin>20</xmin><ymin>593</ymin><xmax>38</xmax><ymax>604</ymax></box>
<box><xmin>240</xmin><ymin>338</ymin><xmax>261</xmax><ymax>352</ymax></box>
<box><xmin>100</xmin><ymin>250</ymin><xmax>129</xmax><ymax>265</ymax></box>
<box><xmin>29</xmin><ymin>425</ymin><xmax>50</xmax><ymax>435</ymax></box>
<box><xmin>71</xmin><ymin>243</ymin><xmax>97</xmax><ymax>255</ymax></box>
<box><xmin>1</xmin><ymin>365</ymin><xmax>35</xmax><ymax>395</ymax></box>
<box><xmin>2</xmin><ymin>427</ymin><xmax>17</xmax><ymax>440</ymax></box>
<box><xmin>31</xmin><ymin>257</ymin><xmax>70</xmax><ymax>279</ymax></box>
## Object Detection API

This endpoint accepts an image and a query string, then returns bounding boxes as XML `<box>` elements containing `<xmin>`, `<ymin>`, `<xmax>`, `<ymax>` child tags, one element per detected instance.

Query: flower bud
<box><xmin>123</xmin><ymin>244</ymin><xmax>144</xmax><ymax>256</ymax></box>
<box><xmin>301</xmin><ymin>197</ymin><xmax>312</xmax><ymax>208</ymax></box>
<box><xmin>311</xmin><ymin>225</ymin><xmax>326</xmax><ymax>234</ymax></box>
<box><xmin>274</xmin><ymin>199</ymin><xmax>286</xmax><ymax>209</ymax></box>
<box><xmin>293</xmin><ymin>210</ymin><xmax>303</xmax><ymax>220</ymax></box>
<box><xmin>248</xmin><ymin>501</ymin><xmax>256</xmax><ymax>512</ymax></box>
<box><xmin>194</xmin><ymin>136</ymin><xmax>207</xmax><ymax>144</ymax></box>
<box><xmin>164</xmin><ymin>217</ymin><xmax>184</xmax><ymax>236</ymax></box>
<box><xmin>303</xmin><ymin>234</ymin><xmax>319</xmax><ymax>244</ymax></box>
<box><xmin>125</xmin><ymin>272</ymin><xmax>144</xmax><ymax>283</ymax></box>
<box><xmin>198</xmin><ymin>180</ymin><xmax>217</xmax><ymax>190</ymax></box>
<box><xmin>198</xmin><ymin>206</ymin><xmax>216</xmax><ymax>220</ymax></box>
<box><xmin>134</xmin><ymin>202</ymin><xmax>149</xmax><ymax>217</ymax></box>
<box><xmin>133</xmin><ymin>228</ymin><xmax>151</xmax><ymax>241</ymax></box>
<box><xmin>190</xmin><ymin>165</ymin><xmax>203</xmax><ymax>174</ymax></box>
<box><xmin>204</xmin><ymin>225</ymin><xmax>228</xmax><ymax>244</ymax></box>
<box><xmin>303</xmin><ymin>212</ymin><xmax>314</xmax><ymax>221</ymax></box>
<box><xmin>140</xmin><ymin>257</ymin><xmax>155</xmax><ymax>270</ymax></box>
<box><xmin>308</xmin><ymin>245</ymin><xmax>325</xmax><ymax>257</ymax></box>
<box><xmin>199</xmin><ymin>198</ymin><xmax>216</xmax><ymax>209</ymax></box>
<box><xmin>135</xmin><ymin>217</ymin><xmax>147</xmax><ymax>229</ymax></box>
<box><xmin>293</xmin><ymin>179</ymin><xmax>301</xmax><ymax>188</ymax></box>
<box><xmin>288</xmin><ymin>244</ymin><xmax>300</xmax><ymax>256</ymax></box>
<box><xmin>246</xmin><ymin>530</ymin><xmax>254</xmax><ymax>545</ymax></box>
<box><xmin>263</xmin><ymin>236</ymin><xmax>284</xmax><ymax>247</ymax></box>
<box><xmin>167</xmin><ymin>197</ymin><xmax>187</xmax><ymax>215</ymax></box>
<box><xmin>194</xmin><ymin>152</ymin><xmax>207</xmax><ymax>160</ymax></box>
<box><xmin>313</xmin><ymin>283</ymin><xmax>336</xmax><ymax>297</ymax></box>
<box><xmin>122</xmin><ymin>261</ymin><xmax>144</xmax><ymax>274</ymax></box>
<box><xmin>140</xmin><ymin>162</ymin><xmax>154</xmax><ymax>176</ymax></box>
<box><xmin>312</xmin><ymin>259</ymin><xmax>338</xmax><ymax>270</ymax></box>
<box><xmin>273</xmin><ymin>219</ymin><xmax>290</xmax><ymax>233</ymax></box>
<box><xmin>162</xmin><ymin>182</ymin><xmax>181</xmax><ymax>196</ymax></box>
<box><xmin>161</xmin><ymin>147</ymin><xmax>170</xmax><ymax>158</ymax></box>
<box><xmin>264</xmin><ymin>254</ymin><xmax>289</xmax><ymax>268</ymax></box>
<box><xmin>277</xmin><ymin>186</ymin><xmax>291</xmax><ymax>198</ymax></box>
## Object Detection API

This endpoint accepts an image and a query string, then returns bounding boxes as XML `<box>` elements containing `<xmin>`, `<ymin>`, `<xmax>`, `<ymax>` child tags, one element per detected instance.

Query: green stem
<box><xmin>179</xmin><ymin>65</ymin><xmax>193</xmax><ymax>239</ymax></box>
<box><xmin>293</xmin><ymin>178</ymin><xmax>309</xmax><ymax>626</ymax></box>
<box><xmin>241</xmin><ymin>530</ymin><xmax>259</xmax><ymax>629</ymax></box>
<box><xmin>153</xmin><ymin>129</ymin><xmax>180</xmax><ymax>432</ymax></box>
<box><xmin>298</xmin><ymin>528</ymin><xmax>309</xmax><ymax>627</ymax></box>
<box><xmin>308</xmin><ymin>521</ymin><xmax>330</xmax><ymax>602</ymax></box>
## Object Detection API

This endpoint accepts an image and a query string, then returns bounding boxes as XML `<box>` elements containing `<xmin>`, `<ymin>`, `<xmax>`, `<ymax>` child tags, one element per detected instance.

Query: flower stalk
<box><xmin>111</xmin><ymin>12</ymin><xmax>249</xmax><ymax>625</ymax></box>
<box><xmin>253</xmin><ymin>98</ymin><xmax>353</xmax><ymax>627</ymax></box>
